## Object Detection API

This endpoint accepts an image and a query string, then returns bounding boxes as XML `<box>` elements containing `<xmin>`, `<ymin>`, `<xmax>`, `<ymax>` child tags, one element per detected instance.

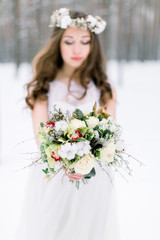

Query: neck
<box><xmin>61</xmin><ymin>64</ymin><xmax>75</xmax><ymax>79</ymax></box>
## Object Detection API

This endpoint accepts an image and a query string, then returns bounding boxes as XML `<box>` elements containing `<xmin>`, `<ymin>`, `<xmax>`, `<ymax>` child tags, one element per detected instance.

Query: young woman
<box><xmin>15</xmin><ymin>8</ymin><xmax>119</xmax><ymax>240</ymax></box>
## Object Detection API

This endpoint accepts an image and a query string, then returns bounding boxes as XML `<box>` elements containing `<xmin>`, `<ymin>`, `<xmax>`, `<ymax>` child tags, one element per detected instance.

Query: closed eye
<box><xmin>64</xmin><ymin>41</ymin><xmax>73</xmax><ymax>45</ymax></box>
<box><xmin>81</xmin><ymin>41</ymin><xmax>91</xmax><ymax>45</ymax></box>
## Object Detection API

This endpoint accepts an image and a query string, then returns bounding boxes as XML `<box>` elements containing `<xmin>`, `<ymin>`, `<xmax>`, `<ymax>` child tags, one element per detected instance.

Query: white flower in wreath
<box><xmin>86</xmin><ymin>116</ymin><xmax>99</xmax><ymax>128</ymax></box>
<box><xmin>59</xmin><ymin>8</ymin><xmax>69</xmax><ymax>15</ymax></box>
<box><xmin>49</xmin><ymin>8</ymin><xmax>107</xmax><ymax>34</ymax></box>
<box><xmin>60</xmin><ymin>15</ymin><xmax>72</xmax><ymax>29</ymax></box>
<box><xmin>93</xmin><ymin>17</ymin><xmax>106</xmax><ymax>34</ymax></box>
<box><xmin>70</xmin><ymin>18</ymin><xmax>88</xmax><ymax>30</ymax></box>
<box><xmin>86</xmin><ymin>15</ymin><xmax>97</xmax><ymax>27</ymax></box>
<box><xmin>74</xmin><ymin>154</ymin><xmax>95</xmax><ymax>175</ymax></box>
<box><xmin>100</xmin><ymin>141</ymin><xmax>116</xmax><ymax>164</ymax></box>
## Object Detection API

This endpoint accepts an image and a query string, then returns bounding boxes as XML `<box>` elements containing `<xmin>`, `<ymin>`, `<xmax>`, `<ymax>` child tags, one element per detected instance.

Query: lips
<box><xmin>71</xmin><ymin>57</ymin><xmax>82</xmax><ymax>61</ymax></box>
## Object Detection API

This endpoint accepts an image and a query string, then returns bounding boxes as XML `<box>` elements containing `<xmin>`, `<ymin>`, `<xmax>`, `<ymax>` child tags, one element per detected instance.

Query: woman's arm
<box><xmin>105</xmin><ymin>87</ymin><xmax>117</xmax><ymax>119</ymax></box>
<box><xmin>32</xmin><ymin>99</ymin><xmax>49</xmax><ymax>146</ymax></box>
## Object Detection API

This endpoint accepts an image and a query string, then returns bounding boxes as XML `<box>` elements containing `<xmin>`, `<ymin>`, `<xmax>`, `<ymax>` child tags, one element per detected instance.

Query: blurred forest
<box><xmin>0</xmin><ymin>0</ymin><xmax>160</xmax><ymax>66</ymax></box>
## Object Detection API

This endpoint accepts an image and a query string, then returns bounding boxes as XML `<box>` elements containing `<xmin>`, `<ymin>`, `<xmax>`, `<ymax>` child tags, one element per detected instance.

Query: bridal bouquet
<box><xmin>35</xmin><ymin>103</ymin><xmax>138</xmax><ymax>189</ymax></box>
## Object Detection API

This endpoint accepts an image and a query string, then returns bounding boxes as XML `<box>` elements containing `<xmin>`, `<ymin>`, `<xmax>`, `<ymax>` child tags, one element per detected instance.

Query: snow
<box><xmin>0</xmin><ymin>61</ymin><xmax>160</xmax><ymax>240</ymax></box>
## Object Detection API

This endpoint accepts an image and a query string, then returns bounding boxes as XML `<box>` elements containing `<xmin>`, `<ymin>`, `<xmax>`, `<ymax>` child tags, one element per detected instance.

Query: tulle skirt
<box><xmin>15</xmin><ymin>163</ymin><xmax>120</xmax><ymax>240</ymax></box>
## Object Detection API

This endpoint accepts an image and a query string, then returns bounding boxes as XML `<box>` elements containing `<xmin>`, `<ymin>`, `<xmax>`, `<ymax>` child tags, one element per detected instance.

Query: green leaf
<box><xmin>40</xmin><ymin>122</ymin><xmax>44</xmax><ymax>127</ymax></box>
<box><xmin>93</xmin><ymin>125</ymin><xmax>99</xmax><ymax>131</ymax></box>
<box><xmin>58</xmin><ymin>137</ymin><xmax>67</xmax><ymax>143</ymax></box>
<box><xmin>83</xmin><ymin>167</ymin><xmax>96</xmax><ymax>179</ymax></box>
<box><xmin>90</xmin><ymin>111</ymin><xmax>95</xmax><ymax>116</ymax></box>
<box><xmin>98</xmin><ymin>114</ymin><xmax>102</xmax><ymax>121</ymax></box>
<box><xmin>103</xmin><ymin>129</ymin><xmax>112</xmax><ymax>137</ymax></box>
<box><xmin>42</xmin><ymin>168</ymin><xmax>48</xmax><ymax>174</ymax></box>
<box><xmin>74</xmin><ymin>109</ymin><xmax>84</xmax><ymax>119</ymax></box>
<box><xmin>96</xmin><ymin>150</ymin><xmax>100</xmax><ymax>157</ymax></box>
<box><xmin>78</xmin><ymin>127</ymin><xmax>88</xmax><ymax>135</ymax></box>
<box><xmin>76</xmin><ymin>138</ymin><xmax>86</xmax><ymax>142</ymax></box>
<box><xmin>50</xmin><ymin>168</ymin><xmax>55</xmax><ymax>172</ymax></box>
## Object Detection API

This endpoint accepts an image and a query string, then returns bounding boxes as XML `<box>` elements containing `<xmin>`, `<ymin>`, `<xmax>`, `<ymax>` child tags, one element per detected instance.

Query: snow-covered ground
<box><xmin>0</xmin><ymin>61</ymin><xmax>160</xmax><ymax>240</ymax></box>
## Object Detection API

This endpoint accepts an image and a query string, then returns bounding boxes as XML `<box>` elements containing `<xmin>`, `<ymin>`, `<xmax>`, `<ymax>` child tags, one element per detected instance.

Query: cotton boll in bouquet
<box><xmin>35</xmin><ymin>103</ymin><xmax>142</xmax><ymax>189</ymax></box>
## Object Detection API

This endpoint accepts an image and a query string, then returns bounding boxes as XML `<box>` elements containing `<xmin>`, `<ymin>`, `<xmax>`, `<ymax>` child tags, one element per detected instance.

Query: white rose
<box><xmin>70</xmin><ymin>119</ymin><xmax>86</xmax><ymax>130</ymax></box>
<box><xmin>100</xmin><ymin>141</ymin><xmax>116</xmax><ymax>163</ymax></box>
<box><xmin>74</xmin><ymin>154</ymin><xmax>95</xmax><ymax>175</ymax></box>
<box><xmin>60</xmin><ymin>15</ymin><xmax>72</xmax><ymax>28</ymax></box>
<box><xmin>86</xmin><ymin>116</ymin><xmax>99</xmax><ymax>128</ymax></box>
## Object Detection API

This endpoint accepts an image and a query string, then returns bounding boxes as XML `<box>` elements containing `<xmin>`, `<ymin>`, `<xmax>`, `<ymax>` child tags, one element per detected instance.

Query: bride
<box><xmin>15</xmin><ymin>8</ymin><xmax>119</xmax><ymax>240</ymax></box>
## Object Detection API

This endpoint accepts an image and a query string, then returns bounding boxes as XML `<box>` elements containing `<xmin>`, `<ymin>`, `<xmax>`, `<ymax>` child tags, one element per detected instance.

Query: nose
<box><xmin>72</xmin><ymin>43</ymin><xmax>81</xmax><ymax>55</ymax></box>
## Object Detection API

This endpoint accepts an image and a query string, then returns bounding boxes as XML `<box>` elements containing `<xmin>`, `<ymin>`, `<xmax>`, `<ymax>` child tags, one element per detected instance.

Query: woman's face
<box><xmin>60</xmin><ymin>27</ymin><xmax>91</xmax><ymax>69</ymax></box>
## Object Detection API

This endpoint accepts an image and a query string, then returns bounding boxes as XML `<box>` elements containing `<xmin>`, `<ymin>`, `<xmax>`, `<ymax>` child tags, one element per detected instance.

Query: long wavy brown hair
<box><xmin>25</xmin><ymin>10</ymin><xmax>113</xmax><ymax>110</ymax></box>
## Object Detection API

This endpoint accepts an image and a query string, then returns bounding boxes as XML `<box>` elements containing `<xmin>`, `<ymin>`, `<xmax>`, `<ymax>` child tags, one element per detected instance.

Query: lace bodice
<box><xmin>47</xmin><ymin>80</ymin><xmax>101</xmax><ymax>117</ymax></box>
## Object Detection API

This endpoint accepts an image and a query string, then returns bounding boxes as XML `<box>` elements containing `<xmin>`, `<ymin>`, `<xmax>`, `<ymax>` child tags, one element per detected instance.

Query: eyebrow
<box><xmin>63</xmin><ymin>35</ymin><xmax>91</xmax><ymax>38</ymax></box>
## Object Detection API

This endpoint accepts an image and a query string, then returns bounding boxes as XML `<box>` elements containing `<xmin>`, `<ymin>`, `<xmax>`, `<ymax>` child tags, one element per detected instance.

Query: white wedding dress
<box><xmin>15</xmin><ymin>79</ymin><xmax>120</xmax><ymax>240</ymax></box>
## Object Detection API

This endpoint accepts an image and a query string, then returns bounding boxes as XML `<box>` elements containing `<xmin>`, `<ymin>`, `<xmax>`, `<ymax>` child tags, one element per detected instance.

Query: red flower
<box><xmin>51</xmin><ymin>151</ymin><xmax>61</xmax><ymax>161</ymax></box>
<box><xmin>47</xmin><ymin>122</ymin><xmax>55</xmax><ymax>128</ymax></box>
<box><xmin>71</xmin><ymin>130</ymin><xmax>83</xmax><ymax>141</ymax></box>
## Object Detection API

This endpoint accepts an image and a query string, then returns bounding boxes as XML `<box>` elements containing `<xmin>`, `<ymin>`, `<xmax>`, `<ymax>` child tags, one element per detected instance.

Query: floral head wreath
<box><xmin>49</xmin><ymin>8</ymin><xmax>107</xmax><ymax>34</ymax></box>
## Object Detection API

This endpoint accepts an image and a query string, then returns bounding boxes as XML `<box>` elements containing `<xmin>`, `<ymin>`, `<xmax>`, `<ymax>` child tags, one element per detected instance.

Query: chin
<box><xmin>69</xmin><ymin>61</ymin><xmax>84</xmax><ymax>68</ymax></box>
